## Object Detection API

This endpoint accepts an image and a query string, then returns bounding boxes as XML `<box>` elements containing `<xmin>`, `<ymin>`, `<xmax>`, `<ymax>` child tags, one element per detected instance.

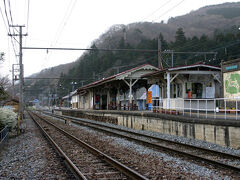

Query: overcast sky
<box><xmin>0</xmin><ymin>0</ymin><xmax>239</xmax><ymax>78</ymax></box>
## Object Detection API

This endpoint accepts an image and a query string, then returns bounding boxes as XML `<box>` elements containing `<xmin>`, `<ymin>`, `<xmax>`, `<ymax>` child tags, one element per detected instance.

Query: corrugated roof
<box><xmin>77</xmin><ymin>64</ymin><xmax>159</xmax><ymax>92</ymax></box>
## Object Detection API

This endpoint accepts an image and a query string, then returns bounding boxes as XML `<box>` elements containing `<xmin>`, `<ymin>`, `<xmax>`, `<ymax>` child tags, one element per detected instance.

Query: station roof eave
<box><xmin>62</xmin><ymin>89</ymin><xmax>78</xmax><ymax>99</ymax></box>
<box><xmin>77</xmin><ymin>64</ymin><xmax>159</xmax><ymax>93</ymax></box>
<box><xmin>142</xmin><ymin>62</ymin><xmax>221</xmax><ymax>78</ymax></box>
<box><xmin>221</xmin><ymin>58</ymin><xmax>240</xmax><ymax>65</ymax></box>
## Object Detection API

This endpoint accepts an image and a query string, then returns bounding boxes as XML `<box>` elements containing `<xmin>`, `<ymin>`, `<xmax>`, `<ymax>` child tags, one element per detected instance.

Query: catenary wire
<box><xmin>24</xmin><ymin>0</ymin><xmax>30</xmax><ymax>47</ymax></box>
<box><xmin>2</xmin><ymin>0</ymin><xmax>18</xmax><ymax>57</ymax></box>
<box><xmin>7</xmin><ymin>0</ymin><xmax>13</xmax><ymax>25</ymax></box>
<box><xmin>152</xmin><ymin>0</ymin><xmax>186</xmax><ymax>22</ymax></box>
<box><xmin>26</xmin><ymin>0</ymin><xmax>30</xmax><ymax>34</ymax></box>
<box><xmin>0</xmin><ymin>3</ymin><xmax>8</xmax><ymax>33</ymax></box>
<box><xmin>44</xmin><ymin>0</ymin><xmax>77</xmax><ymax>69</ymax></box>
<box><xmin>141</xmin><ymin>0</ymin><xmax>172</xmax><ymax>22</ymax></box>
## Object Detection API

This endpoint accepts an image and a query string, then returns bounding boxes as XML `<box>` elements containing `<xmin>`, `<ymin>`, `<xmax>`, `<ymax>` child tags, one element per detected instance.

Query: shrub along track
<box><xmin>41</xmin><ymin>111</ymin><xmax>240</xmax><ymax>177</ymax></box>
<box><xmin>28</xmin><ymin>111</ymin><xmax>147</xmax><ymax>180</ymax></box>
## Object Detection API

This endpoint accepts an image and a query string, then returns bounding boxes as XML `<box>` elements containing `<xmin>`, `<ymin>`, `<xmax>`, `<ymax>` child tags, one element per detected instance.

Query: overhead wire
<box><xmin>26</xmin><ymin>0</ymin><xmax>30</xmax><ymax>34</ymax></box>
<box><xmin>3</xmin><ymin>0</ymin><xmax>18</xmax><ymax>45</ymax></box>
<box><xmin>173</xmin><ymin>38</ymin><xmax>240</xmax><ymax>65</ymax></box>
<box><xmin>52</xmin><ymin>0</ymin><xmax>77</xmax><ymax>46</ymax></box>
<box><xmin>43</xmin><ymin>0</ymin><xmax>77</xmax><ymax>69</ymax></box>
<box><xmin>0</xmin><ymin>2</ymin><xmax>12</xmax><ymax>72</ymax></box>
<box><xmin>0</xmin><ymin>2</ymin><xmax>8</xmax><ymax>33</ymax></box>
<box><xmin>152</xmin><ymin>0</ymin><xmax>186</xmax><ymax>22</ymax></box>
<box><xmin>24</xmin><ymin>0</ymin><xmax>30</xmax><ymax>47</ymax></box>
<box><xmin>7</xmin><ymin>0</ymin><xmax>19</xmax><ymax>45</ymax></box>
<box><xmin>7</xmin><ymin>0</ymin><xmax>14</xmax><ymax>25</ymax></box>
<box><xmin>3</xmin><ymin>0</ymin><xmax>11</xmax><ymax>29</ymax></box>
<box><xmin>2</xmin><ymin>0</ymin><xmax>18</xmax><ymax>57</ymax></box>
<box><xmin>141</xmin><ymin>0</ymin><xmax>172</xmax><ymax>22</ymax></box>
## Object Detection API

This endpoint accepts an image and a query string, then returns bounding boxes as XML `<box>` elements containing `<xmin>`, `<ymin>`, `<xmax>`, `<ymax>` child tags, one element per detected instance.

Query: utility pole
<box><xmin>158</xmin><ymin>37</ymin><xmax>163</xmax><ymax>69</ymax></box>
<box><xmin>9</xmin><ymin>25</ymin><xmax>27</xmax><ymax>129</ymax></box>
<box><xmin>12</xmin><ymin>64</ymin><xmax>20</xmax><ymax>98</ymax></box>
<box><xmin>12</xmin><ymin>64</ymin><xmax>15</xmax><ymax>97</ymax></box>
<box><xmin>12</xmin><ymin>65</ymin><xmax>14</xmax><ymax>97</ymax></box>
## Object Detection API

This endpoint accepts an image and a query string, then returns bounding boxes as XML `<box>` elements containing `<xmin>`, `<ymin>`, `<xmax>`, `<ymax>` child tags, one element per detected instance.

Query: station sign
<box><xmin>222</xmin><ymin>59</ymin><xmax>240</xmax><ymax>73</ymax></box>
<box><xmin>222</xmin><ymin>59</ymin><xmax>240</xmax><ymax>99</ymax></box>
<box><xmin>223</xmin><ymin>70</ymin><xmax>240</xmax><ymax>99</ymax></box>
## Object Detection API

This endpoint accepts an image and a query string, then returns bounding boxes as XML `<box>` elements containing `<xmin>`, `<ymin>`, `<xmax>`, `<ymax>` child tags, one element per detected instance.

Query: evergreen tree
<box><xmin>174</xmin><ymin>27</ymin><xmax>187</xmax><ymax>48</ymax></box>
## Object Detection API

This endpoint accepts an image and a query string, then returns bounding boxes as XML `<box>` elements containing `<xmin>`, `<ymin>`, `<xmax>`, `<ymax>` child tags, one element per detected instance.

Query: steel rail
<box><xmin>45</xmin><ymin>111</ymin><xmax>240</xmax><ymax>159</ymax></box>
<box><xmin>32</xmin><ymin>111</ymin><xmax>148</xmax><ymax>180</ymax></box>
<box><xmin>43</xmin><ymin>111</ymin><xmax>240</xmax><ymax>173</ymax></box>
<box><xmin>28</xmin><ymin>111</ymin><xmax>87</xmax><ymax>180</ymax></box>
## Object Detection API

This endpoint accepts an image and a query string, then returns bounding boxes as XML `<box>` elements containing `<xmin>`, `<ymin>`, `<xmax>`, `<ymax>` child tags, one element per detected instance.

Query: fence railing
<box><xmin>152</xmin><ymin>97</ymin><xmax>240</xmax><ymax>120</ymax></box>
<box><xmin>0</xmin><ymin>125</ymin><xmax>9</xmax><ymax>145</ymax></box>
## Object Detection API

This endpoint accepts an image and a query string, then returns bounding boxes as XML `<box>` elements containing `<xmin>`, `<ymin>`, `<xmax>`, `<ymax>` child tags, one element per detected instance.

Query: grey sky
<box><xmin>0</xmin><ymin>0</ymin><xmax>239</xmax><ymax>77</ymax></box>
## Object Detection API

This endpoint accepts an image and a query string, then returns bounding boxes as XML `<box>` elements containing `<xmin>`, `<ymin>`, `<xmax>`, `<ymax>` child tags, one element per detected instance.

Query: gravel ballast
<box><xmin>43</xmin><ymin>112</ymin><xmax>239</xmax><ymax>179</ymax></box>
<box><xmin>0</xmin><ymin>113</ymin><xmax>74</xmax><ymax>179</ymax></box>
<box><xmin>49</xmin><ymin>112</ymin><xmax>240</xmax><ymax>156</ymax></box>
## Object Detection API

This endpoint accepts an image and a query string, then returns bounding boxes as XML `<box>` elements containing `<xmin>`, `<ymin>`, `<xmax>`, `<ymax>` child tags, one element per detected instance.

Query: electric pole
<box><xmin>12</xmin><ymin>64</ymin><xmax>20</xmax><ymax>98</ymax></box>
<box><xmin>158</xmin><ymin>37</ymin><xmax>163</xmax><ymax>69</ymax></box>
<box><xmin>171</xmin><ymin>50</ymin><xmax>174</xmax><ymax>67</ymax></box>
<box><xmin>9</xmin><ymin>25</ymin><xmax>27</xmax><ymax>129</ymax></box>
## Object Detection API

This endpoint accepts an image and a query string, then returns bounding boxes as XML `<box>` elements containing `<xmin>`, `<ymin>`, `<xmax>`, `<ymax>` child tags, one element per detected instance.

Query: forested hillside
<box><xmin>24</xmin><ymin>2</ymin><xmax>240</xmax><ymax>102</ymax></box>
<box><xmin>56</xmin><ymin>26</ymin><xmax>240</xmax><ymax>97</ymax></box>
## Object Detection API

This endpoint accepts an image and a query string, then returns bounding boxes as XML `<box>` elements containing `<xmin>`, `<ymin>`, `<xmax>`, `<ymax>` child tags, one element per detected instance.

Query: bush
<box><xmin>0</xmin><ymin>108</ymin><xmax>17</xmax><ymax>130</ymax></box>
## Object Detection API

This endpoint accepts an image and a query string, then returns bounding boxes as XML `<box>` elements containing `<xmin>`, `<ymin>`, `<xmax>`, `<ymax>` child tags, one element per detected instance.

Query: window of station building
<box><xmin>206</xmin><ymin>82</ymin><xmax>212</xmax><ymax>87</ymax></box>
<box><xmin>177</xmin><ymin>84</ymin><xmax>182</xmax><ymax>98</ymax></box>
<box><xmin>173</xmin><ymin>84</ymin><xmax>182</xmax><ymax>98</ymax></box>
<box><xmin>185</xmin><ymin>82</ymin><xmax>191</xmax><ymax>93</ymax></box>
<box><xmin>192</xmin><ymin>83</ymin><xmax>203</xmax><ymax>98</ymax></box>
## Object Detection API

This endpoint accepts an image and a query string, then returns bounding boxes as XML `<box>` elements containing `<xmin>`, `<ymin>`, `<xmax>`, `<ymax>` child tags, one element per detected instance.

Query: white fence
<box><xmin>152</xmin><ymin>97</ymin><xmax>240</xmax><ymax>120</ymax></box>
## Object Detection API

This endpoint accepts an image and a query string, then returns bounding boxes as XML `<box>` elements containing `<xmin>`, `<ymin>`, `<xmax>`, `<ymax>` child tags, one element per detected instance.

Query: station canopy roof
<box><xmin>77</xmin><ymin>64</ymin><xmax>159</xmax><ymax>92</ymax></box>
<box><xmin>143</xmin><ymin>62</ymin><xmax>221</xmax><ymax>78</ymax></box>
<box><xmin>62</xmin><ymin>89</ymin><xmax>77</xmax><ymax>99</ymax></box>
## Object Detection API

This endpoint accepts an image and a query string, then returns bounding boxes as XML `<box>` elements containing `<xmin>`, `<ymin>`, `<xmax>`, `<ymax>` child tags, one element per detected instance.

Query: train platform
<box><xmin>53</xmin><ymin>108</ymin><xmax>240</xmax><ymax>127</ymax></box>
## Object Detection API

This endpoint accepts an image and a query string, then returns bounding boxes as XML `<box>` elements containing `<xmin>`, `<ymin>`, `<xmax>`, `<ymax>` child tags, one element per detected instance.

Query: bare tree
<box><xmin>0</xmin><ymin>75</ymin><xmax>10</xmax><ymax>101</ymax></box>
<box><xmin>0</xmin><ymin>52</ymin><xmax>4</xmax><ymax>62</ymax></box>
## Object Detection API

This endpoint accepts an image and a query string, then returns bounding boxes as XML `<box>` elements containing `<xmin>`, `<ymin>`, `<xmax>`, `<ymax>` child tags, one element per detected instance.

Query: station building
<box><xmin>71</xmin><ymin>64</ymin><xmax>159</xmax><ymax>110</ymax></box>
<box><xmin>69</xmin><ymin>63</ymin><xmax>222</xmax><ymax>111</ymax></box>
<box><xmin>144</xmin><ymin>63</ymin><xmax>221</xmax><ymax>111</ymax></box>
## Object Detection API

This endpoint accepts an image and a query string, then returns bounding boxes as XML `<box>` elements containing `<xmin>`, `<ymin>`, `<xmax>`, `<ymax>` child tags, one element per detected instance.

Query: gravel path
<box><xmin>0</xmin><ymin>113</ymin><xmax>74</xmax><ymax>180</ymax></box>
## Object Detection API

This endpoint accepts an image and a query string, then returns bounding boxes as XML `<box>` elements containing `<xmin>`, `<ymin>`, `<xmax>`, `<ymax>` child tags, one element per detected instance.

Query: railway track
<box><xmin>41</xmin><ymin>111</ymin><xmax>240</xmax><ymax>174</ymax></box>
<box><xmin>28</xmin><ymin>111</ymin><xmax>148</xmax><ymax>180</ymax></box>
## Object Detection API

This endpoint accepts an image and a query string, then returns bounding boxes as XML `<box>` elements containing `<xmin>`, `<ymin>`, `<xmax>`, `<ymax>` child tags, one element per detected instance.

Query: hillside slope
<box><xmin>24</xmin><ymin>2</ymin><xmax>240</xmax><ymax>102</ymax></box>
<box><xmin>29</xmin><ymin>2</ymin><xmax>240</xmax><ymax>80</ymax></box>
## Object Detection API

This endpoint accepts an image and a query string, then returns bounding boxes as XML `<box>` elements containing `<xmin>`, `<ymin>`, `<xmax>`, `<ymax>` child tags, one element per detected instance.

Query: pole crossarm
<box><xmin>8</xmin><ymin>32</ymin><xmax>28</xmax><ymax>36</ymax></box>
